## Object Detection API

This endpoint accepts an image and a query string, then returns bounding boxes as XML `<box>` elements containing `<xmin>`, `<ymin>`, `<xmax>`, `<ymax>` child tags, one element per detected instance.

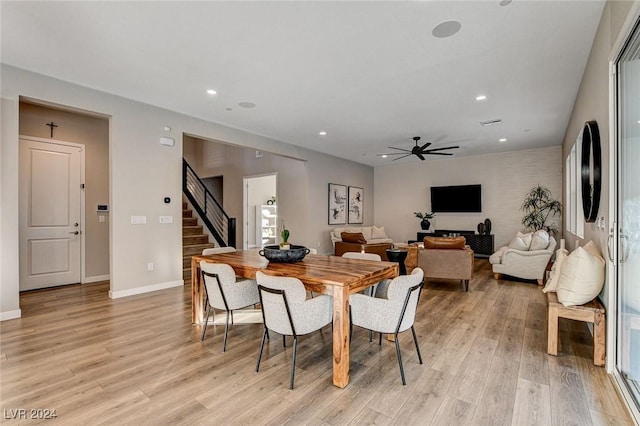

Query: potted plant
<box><xmin>521</xmin><ymin>185</ymin><xmax>562</xmax><ymax>237</ymax></box>
<box><xmin>414</xmin><ymin>211</ymin><xmax>435</xmax><ymax>231</ymax></box>
<box><xmin>279</xmin><ymin>221</ymin><xmax>290</xmax><ymax>250</ymax></box>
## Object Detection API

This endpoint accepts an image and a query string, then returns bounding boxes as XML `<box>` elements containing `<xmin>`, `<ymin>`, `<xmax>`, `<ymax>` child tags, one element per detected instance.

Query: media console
<box><xmin>416</xmin><ymin>230</ymin><xmax>494</xmax><ymax>258</ymax></box>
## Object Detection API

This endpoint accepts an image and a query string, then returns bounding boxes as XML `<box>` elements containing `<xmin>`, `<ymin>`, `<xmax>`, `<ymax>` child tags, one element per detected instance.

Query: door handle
<box><xmin>69</xmin><ymin>231</ymin><xmax>80</xmax><ymax>235</ymax></box>
<box><xmin>607</xmin><ymin>233</ymin><xmax>615</xmax><ymax>262</ymax></box>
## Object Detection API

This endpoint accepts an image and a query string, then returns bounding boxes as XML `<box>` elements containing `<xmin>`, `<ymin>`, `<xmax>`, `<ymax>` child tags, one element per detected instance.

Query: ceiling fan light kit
<box><xmin>378</xmin><ymin>136</ymin><xmax>460</xmax><ymax>161</ymax></box>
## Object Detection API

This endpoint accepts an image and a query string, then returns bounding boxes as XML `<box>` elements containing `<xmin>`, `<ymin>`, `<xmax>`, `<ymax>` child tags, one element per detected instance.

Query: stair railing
<box><xmin>182</xmin><ymin>159</ymin><xmax>236</xmax><ymax>248</ymax></box>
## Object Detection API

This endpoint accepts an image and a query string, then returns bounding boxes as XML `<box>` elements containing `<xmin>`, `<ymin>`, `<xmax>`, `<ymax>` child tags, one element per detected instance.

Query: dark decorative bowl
<box><xmin>259</xmin><ymin>245</ymin><xmax>310</xmax><ymax>263</ymax></box>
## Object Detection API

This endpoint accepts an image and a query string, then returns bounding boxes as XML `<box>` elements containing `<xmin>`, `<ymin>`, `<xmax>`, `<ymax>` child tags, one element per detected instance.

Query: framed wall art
<box><xmin>348</xmin><ymin>186</ymin><xmax>363</xmax><ymax>224</ymax></box>
<box><xmin>328</xmin><ymin>183</ymin><xmax>347</xmax><ymax>225</ymax></box>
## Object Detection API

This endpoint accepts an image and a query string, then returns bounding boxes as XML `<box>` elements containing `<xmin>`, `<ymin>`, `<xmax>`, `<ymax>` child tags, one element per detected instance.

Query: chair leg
<box><xmin>379</xmin><ymin>332</ymin><xmax>382</xmax><ymax>346</ymax></box>
<box><xmin>231</xmin><ymin>310</ymin><xmax>234</xmax><ymax>325</ymax></box>
<box><xmin>222</xmin><ymin>311</ymin><xmax>230</xmax><ymax>352</ymax></box>
<box><xmin>290</xmin><ymin>337</ymin><xmax>298</xmax><ymax>390</ymax></box>
<box><xmin>283</xmin><ymin>335</ymin><xmax>286</xmax><ymax>348</ymax></box>
<box><xmin>411</xmin><ymin>326</ymin><xmax>423</xmax><ymax>364</ymax></box>
<box><xmin>395</xmin><ymin>333</ymin><xmax>406</xmax><ymax>385</ymax></box>
<box><xmin>256</xmin><ymin>328</ymin><xmax>268</xmax><ymax>372</ymax></box>
<box><xmin>201</xmin><ymin>304</ymin><xmax>211</xmax><ymax>341</ymax></box>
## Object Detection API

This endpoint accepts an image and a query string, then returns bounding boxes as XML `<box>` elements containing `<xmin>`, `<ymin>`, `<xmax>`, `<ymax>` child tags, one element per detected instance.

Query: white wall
<box><xmin>1</xmin><ymin>65</ymin><xmax>374</xmax><ymax>318</ymax></box>
<box><xmin>374</xmin><ymin>146</ymin><xmax>562</xmax><ymax>249</ymax></box>
<box><xmin>561</xmin><ymin>0</ymin><xmax>635</xmax><ymax>309</ymax></box>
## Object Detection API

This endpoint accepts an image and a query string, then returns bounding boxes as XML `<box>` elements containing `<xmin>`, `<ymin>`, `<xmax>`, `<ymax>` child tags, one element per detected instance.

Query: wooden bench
<box><xmin>547</xmin><ymin>292</ymin><xmax>606</xmax><ymax>366</ymax></box>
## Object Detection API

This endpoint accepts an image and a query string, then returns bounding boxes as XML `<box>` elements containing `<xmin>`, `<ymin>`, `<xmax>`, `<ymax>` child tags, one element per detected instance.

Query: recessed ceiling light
<box><xmin>206</xmin><ymin>89</ymin><xmax>217</xmax><ymax>95</ymax></box>
<box><xmin>432</xmin><ymin>21</ymin><xmax>462</xmax><ymax>38</ymax></box>
<box><xmin>476</xmin><ymin>95</ymin><xmax>487</xmax><ymax>101</ymax></box>
<box><xmin>381</xmin><ymin>154</ymin><xmax>388</xmax><ymax>158</ymax></box>
<box><xmin>499</xmin><ymin>0</ymin><xmax>512</xmax><ymax>6</ymax></box>
<box><xmin>163</xmin><ymin>125</ymin><xmax>171</xmax><ymax>132</ymax></box>
<box><xmin>637</xmin><ymin>120</ymin><xmax>640</xmax><ymax>124</ymax></box>
<box><xmin>499</xmin><ymin>138</ymin><xmax>507</xmax><ymax>142</ymax></box>
<box><xmin>319</xmin><ymin>131</ymin><xmax>327</xmax><ymax>136</ymax></box>
<box><xmin>238</xmin><ymin>101</ymin><xmax>256</xmax><ymax>109</ymax></box>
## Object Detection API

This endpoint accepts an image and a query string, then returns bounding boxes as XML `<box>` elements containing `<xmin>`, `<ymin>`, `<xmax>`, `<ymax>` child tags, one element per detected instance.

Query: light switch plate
<box><xmin>131</xmin><ymin>215</ymin><xmax>147</xmax><ymax>224</ymax></box>
<box><xmin>159</xmin><ymin>215</ymin><xmax>173</xmax><ymax>224</ymax></box>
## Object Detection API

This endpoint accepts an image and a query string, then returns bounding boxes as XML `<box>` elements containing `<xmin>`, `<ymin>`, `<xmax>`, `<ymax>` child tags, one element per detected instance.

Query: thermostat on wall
<box><xmin>97</xmin><ymin>204</ymin><xmax>109</xmax><ymax>212</ymax></box>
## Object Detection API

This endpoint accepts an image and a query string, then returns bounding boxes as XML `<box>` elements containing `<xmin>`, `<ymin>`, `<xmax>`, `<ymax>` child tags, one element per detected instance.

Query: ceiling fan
<box><xmin>378</xmin><ymin>136</ymin><xmax>460</xmax><ymax>161</ymax></box>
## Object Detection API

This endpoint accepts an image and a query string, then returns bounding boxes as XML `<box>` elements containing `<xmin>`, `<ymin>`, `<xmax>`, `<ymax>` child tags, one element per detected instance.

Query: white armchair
<box><xmin>490</xmin><ymin>234</ymin><xmax>557</xmax><ymax>284</ymax></box>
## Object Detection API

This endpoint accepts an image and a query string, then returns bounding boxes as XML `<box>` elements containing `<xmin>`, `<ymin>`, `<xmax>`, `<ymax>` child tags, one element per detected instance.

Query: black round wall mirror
<box><xmin>581</xmin><ymin>120</ymin><xmax>601</xmax><ymax>223</ymax></box>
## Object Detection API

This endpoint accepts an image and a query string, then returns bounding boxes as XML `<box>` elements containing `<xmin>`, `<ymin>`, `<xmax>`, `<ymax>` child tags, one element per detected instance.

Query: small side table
<box><xmin>385</xmin><ymin>249</ymin><xmax>408</xmax><ymax>275</ymax></box>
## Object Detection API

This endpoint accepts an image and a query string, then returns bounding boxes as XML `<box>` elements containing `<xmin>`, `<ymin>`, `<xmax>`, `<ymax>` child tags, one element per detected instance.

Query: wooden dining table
<box><xmin>191</xmin><ymin>250</ymin><xmax>398</xmax><ymax>388</ymax></box>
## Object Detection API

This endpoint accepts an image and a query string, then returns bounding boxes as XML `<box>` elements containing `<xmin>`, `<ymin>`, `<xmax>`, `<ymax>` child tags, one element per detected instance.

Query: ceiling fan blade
<box><xmin>425</xmin><ymin>152</ymin><xmax>454</xmax><ymax>156</ymax></box>
<box><xmin>416</xmin><ymin>153</ymin><xmax>426</xmax><ymax>161</ymax></box>
<box><xmin>377</xmin><ymin>152</ymin><xmax>411</xmax><ymax>156</ymax></box>
<box><xmin>419</xmin><ymin>142</ymin><xmax>432</xmax><ymax>151</ymax></box>
<box><xmin>423</xmin><ymin>145</ymin><xmax>460</xmax><ymax>153</ymax></box>
<box><xmin>392</xmin><ymin>154</ymin><xmax>412</xmax><ymax>161</ymax></box>
<box><xmin>387</xmin><ymin>146</ymin><xmax>412</xmax><ymax>152</ymax></box>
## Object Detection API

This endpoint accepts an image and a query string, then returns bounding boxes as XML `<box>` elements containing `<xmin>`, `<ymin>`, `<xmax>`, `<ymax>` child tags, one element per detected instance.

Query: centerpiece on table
<box><xmin>280</xmin><ymin>221</ymin><xmax>290</xmax><ymax>250</ymax></box>
<box><xmin>414</xmin><ymin>211</ymin><xmax>435</xmax><ymax>231</ymax></box>
<box><xmin>259</xmin><ymin>221</ymin><xmax>310</xmax><ymax>263</ymax></box>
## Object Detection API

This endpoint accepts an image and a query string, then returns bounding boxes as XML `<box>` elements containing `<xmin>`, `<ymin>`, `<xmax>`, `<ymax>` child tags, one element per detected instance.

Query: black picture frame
<box><xmin>348</xmin><ymin>186</ymin><xmax>364</xmax><ymax>224</ymax></box>
<box><xmin>328</xmin><ymin>183</ymin><xmax>347</xmax><ymax>225</ymax></box>
<box><xmin>581</xmin><ymin>120</ymin><xmax>601</xmax><ymax>223</ymax></box>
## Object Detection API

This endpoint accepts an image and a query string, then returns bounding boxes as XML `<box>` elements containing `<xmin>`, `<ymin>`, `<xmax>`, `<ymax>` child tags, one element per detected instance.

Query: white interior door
<box><xmin>19</xmin><ymin>138</ymin><xmax>83</xmax><ymax>291</ymax></box>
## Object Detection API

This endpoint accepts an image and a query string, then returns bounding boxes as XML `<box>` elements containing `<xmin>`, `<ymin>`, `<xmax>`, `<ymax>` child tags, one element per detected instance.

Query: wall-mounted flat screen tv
<box><xmin>430</xmin><ymin>184</ymin><xmax>482</xmax><ymax>213</ymax></box>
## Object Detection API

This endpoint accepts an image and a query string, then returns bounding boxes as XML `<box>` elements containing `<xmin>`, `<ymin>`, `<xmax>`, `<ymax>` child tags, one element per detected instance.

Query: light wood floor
<box><xmin>0</xmin><ymin>260</ymin><xmax>633</xmax><ymax>425</ymax></box>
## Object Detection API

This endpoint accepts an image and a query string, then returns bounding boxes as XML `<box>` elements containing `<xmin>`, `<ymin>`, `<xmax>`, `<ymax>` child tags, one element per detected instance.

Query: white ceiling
<box><xmin>1</xmin><ymin>1</ymin><xmax>605</xmax><ymax>166</ymax></box>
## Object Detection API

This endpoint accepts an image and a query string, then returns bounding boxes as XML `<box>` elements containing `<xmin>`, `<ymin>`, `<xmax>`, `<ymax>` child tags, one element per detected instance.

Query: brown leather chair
<box><xmin>334</xmin><ymin>241</ymin><xmax>393</xmax><ymax>261</ymax></box>
<box><xmin>417</xmin><ymin>237</ymin><xmax>474</xmax><ymax>291</ymax></box>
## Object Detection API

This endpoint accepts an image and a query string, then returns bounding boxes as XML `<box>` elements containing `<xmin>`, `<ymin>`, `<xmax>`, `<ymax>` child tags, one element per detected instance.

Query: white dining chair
<box><xmin>349</xmin><ymin>267</ymin><xmax>424</xmax><ymax>385</ymax></box>
<box><xmin>202</xmin><ymin>246</ymin><xmax>236</xmax><ymax>255</ymax></box>
<box><xmin>255</xmin><ymin>271</ymin><xmax>333</xmax><ymax>389</ymax></box>
<box><xmin>200</xmin><ymin>261</ymin><xmax>260</xmax><ymax>352</ymax></box>
<box><xmin>342</xmin><ymin>252</ymin><xmax>382</xmax><ymax>296</ymax></box>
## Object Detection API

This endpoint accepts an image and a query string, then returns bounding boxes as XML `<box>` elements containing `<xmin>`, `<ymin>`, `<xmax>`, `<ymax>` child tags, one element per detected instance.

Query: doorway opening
<box><xmin>18</xmin><ymin>100</ymin><xmax>110</xmax><ymax>291</ymax></box>
<box><xmin>243</xmin><ymin>174</ymin><xmax>277</xmax><ymax>249</ymax></box>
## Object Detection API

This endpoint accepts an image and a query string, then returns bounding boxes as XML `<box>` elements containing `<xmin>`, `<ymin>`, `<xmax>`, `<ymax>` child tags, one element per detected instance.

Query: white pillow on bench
<box><xmin>542</xmin><ymin>247</ymin><xmax>569</xmax><ymax>293</ymax></box>
<box><xmin>556</xmin><ymin>241</ymin><xmax>605</xmax><ymax>307</ymax></box>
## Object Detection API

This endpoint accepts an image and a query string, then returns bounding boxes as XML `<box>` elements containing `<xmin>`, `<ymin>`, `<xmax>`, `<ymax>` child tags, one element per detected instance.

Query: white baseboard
<box><xmin>109</xmin><ymin>279</ymin><xmax>183</xmax><ymax>299</ymax></box>
<box><xmin>83</xmin><ymin>274</ymin><xmax>110</xmax><ymax>284</ymax></box>
<box><xmin>0</xmin><ymin>309</ymin><xmax>22</xmax><ymax>321</ymax></box>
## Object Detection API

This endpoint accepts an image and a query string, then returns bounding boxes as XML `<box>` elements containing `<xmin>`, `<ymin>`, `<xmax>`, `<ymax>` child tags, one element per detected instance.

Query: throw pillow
<box><xmin>530</xmin><ymin>229</ymin><xmax>550</xmax><ymax>251</ymax></box>
<box><xmin>341</xmin><ymin>232</ymin><xmax>367</xmax><ymax>244</ymax></box>
<box><xmin>508</xmin><ymin>232</ymin><xmax>532</xmax><ymax>251</ymax></box>
<box><xmin>556</xmin><ymin>241</ymin><xmax>605</xmax><ymax>306</ymax></box>
<box><xmin>371</xmin><ymin>225</ymin><xmax>387</xmax><ymax>240</ymax></box>
<box><xmin>542</xmin><ymin>248</ymin><xmax>569</xmax><ymax>293</ymax></box>
<box><xmin>424</xmin><ymin>236</ymin><xmax>466</xmax><ymax>249</ymax></box>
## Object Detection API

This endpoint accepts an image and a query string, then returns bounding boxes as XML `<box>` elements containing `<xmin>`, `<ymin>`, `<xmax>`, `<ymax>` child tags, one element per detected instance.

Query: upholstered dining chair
<box><xmin>342</xmin><ymin>252</ymin><xmax>382</xmax><ymax>296</ymax></box>
<box><xmin>200</xmin><ymin>261</ymin><xmax>260</xmax><ymax>352</ymax></box>
<box><xmin>202</xmin><ymin>246</ymin><xmax>236</xmax><ymax>256</ymax></box>
<box><xmin>349</xmin><ymin>267</ymin><xmax>425</xmax><ymax>385</ymax></box>
<box><xmin>255</xmin><ymin>271</ymin><xmax>333</xmax><ymax>389</ymax></box>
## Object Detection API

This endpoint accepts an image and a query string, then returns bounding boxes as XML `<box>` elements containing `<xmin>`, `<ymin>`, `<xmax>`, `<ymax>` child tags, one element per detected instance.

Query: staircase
<box><xmin>183</xmin><ymin>201</ymin><xmax>215</xmax><ymax>282</ymax></box>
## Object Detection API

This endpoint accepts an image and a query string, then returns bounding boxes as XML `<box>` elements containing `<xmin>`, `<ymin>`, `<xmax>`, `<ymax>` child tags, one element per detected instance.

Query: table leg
<box><xmin>332</xmin><ymin>285</ymin><xmax>350</xmax><ymax>388</ymax></box>
<box><xmin>191</xmin><ymin>258</ymin><xmax>204</xmax><ymax>324</ymax></box>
